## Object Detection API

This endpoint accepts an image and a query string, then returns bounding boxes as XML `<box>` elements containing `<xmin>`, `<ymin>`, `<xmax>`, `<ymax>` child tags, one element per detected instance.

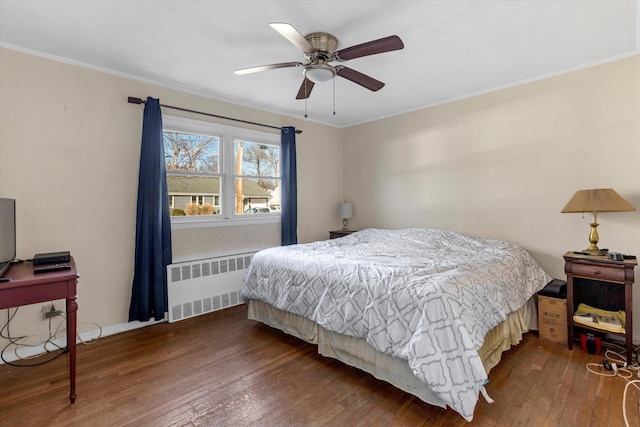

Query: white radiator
<box><xmin>167</xmin><ymin>252</ymin><xmax>255</xmax><ymax>323</ymax></box>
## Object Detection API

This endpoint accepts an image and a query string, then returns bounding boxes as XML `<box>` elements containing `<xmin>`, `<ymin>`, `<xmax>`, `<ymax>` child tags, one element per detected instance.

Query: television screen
<box><xmin>0</xmin><ymin>198</ymin><xmax>16</xmax><ymax>277</ymax></box>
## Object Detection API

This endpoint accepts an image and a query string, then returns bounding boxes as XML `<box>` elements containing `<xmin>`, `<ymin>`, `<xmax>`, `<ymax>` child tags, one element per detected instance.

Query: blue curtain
<box><xmin>280</xmin><ymin>127</ymin><xmax>297</xmax><ymax>245</ymax></box>
<box><xmin>129</xmin><ymin>97</ymin><xmax>172</xmax><ymax>322</ymax></box>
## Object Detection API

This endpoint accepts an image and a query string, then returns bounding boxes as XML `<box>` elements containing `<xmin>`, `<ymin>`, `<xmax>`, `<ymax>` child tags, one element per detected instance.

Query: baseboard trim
<box><xmin>0</xmin><ymin>317</ymin><xmax>166</xmax><ymax>364</ymax></box>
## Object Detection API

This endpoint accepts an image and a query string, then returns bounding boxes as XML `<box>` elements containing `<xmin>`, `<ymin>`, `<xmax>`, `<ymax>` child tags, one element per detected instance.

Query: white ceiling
<box><xmin>1</xmin><ymin>1</ymin><xmax>638</xmax><ymax>128</ymax></box>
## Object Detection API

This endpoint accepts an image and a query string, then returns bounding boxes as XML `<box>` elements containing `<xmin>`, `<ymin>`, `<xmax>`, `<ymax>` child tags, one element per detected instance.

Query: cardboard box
<box><xmin>538</xmin><ymin>295</ymin><xmax>568</xmax><ymax>343</ymax></box>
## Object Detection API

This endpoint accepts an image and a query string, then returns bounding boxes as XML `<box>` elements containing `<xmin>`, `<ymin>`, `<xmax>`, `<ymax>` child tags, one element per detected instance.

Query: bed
<box><xmin>240</xmin><ymin>228</ymin><xmax>552</xmax><ymax>421</ymax></box>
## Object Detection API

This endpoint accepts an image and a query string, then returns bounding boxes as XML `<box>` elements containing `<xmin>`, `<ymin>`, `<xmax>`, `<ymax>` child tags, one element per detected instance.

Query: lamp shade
<box><xmin>337</xmin><ymin>202</ymin><xmax>352</xmax><ymax>219</ymax></box>
<box><xmin>561</xmin><ymin>188</ymin><xmax>636</xmax><ymax>213</ymax></box>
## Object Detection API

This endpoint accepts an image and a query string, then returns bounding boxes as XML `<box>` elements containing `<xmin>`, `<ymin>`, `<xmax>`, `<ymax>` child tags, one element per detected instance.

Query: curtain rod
<box><xmin>127</xmin><ymin>97</ymin><xmax>302</xmax><ymax>134</ymax></box>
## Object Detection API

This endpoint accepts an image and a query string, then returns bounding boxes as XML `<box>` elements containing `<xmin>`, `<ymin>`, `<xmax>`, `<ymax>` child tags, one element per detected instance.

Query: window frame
<box><xmin>163</xmin><ymin>115</ymin><xmax>281</xmax><ymax>229</ymax></box>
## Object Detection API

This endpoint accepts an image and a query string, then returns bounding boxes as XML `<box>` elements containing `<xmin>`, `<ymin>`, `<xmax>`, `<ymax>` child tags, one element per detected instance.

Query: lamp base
<box><xmin>583</xmin><ymin>223</ymin><xmax>602</xmax><ymax>255</ymax></box>
<box><xmin>581</xmin><ymin>246</ymin><xmax>603</xmax><ymax>256</ymax></box>
<box><xmin>342</xmin><ymin>218</ymin><xmax>349</xmax><ymax>231</ymax></box>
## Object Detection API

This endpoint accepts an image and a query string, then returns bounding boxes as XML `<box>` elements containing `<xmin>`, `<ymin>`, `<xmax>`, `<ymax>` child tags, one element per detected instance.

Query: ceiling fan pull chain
<box><xmin>333</xmin><ymin>77</ymin><xmax>336</xmax><ymax>115</ymax></box>
<box><xmin>304</xmin><ymin>78</ymin><xmax>308</xmax><ymax>118</ymax></box>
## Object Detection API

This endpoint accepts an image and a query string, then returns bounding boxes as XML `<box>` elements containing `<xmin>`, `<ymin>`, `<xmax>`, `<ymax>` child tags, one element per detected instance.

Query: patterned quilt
<box><xmin>241</xmin><ymin>228</ymin><xmax>552</xmax><ymax>421</ymax></box>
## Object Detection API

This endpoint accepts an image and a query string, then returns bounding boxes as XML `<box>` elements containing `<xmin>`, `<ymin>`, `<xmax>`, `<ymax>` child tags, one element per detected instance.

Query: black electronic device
<box><xmin>538</xmin><ymin>279</ymin><xmax>567</xmax><ymax>299</ymax></box>
<box><xmin>33</xmin><ymin>263</ymin><xmax>71</xmax><ymax>274</ymax></box>
<box><xmin>0</xmin><ymin>198</ymin><xmax>16</xmax><ymax>278</ymax></box>
<box><xmin>607</xmin><ymin>252</ymin><xmax>624</xmax><ymax>261</ymax></box>
<box><xmin>32</xmin><ymin>251</ymin><xmax>70</xmax><ymax>266</ymax></box>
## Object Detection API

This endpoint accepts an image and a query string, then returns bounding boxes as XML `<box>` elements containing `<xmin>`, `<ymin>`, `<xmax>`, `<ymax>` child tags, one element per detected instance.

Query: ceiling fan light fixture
<box><xmin>304</xmin><ymin>65</ymin><xmax>335</xmax><ymax>83</ymax></box>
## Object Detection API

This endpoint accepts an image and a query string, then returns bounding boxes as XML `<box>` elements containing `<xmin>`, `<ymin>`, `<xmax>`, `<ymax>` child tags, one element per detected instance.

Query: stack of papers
<box><xmin>573</xmin><ymin>303</ymin><xmax>625</xmax><ymax>333</ymax></box>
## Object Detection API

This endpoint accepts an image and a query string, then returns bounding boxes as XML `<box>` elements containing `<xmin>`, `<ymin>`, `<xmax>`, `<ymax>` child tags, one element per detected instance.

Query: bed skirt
<box><xmin>247</xmin><ymin>298</ymin><xmax>536</xmax><ymax>409</ymax></box>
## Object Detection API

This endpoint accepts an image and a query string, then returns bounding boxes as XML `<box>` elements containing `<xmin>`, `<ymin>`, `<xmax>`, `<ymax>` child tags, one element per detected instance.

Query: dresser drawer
<box><xmin>570</xmin><ymin>262</ymin><xmax>626</xmax><ymax>282</ymax></box>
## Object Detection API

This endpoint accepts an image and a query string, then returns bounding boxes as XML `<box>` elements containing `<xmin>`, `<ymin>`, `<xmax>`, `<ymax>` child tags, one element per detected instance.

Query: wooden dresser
<box><xmin>564</xmin><ymin>252</ymin><xmax>636</xmax><ymax>363</ymax></box>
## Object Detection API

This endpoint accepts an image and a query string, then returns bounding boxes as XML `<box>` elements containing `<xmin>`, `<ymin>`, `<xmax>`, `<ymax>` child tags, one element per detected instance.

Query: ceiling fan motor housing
<box><xmin>305</xmin><ymin>32</ymin><xmax>338</xmax><ymax>60</ymax></box>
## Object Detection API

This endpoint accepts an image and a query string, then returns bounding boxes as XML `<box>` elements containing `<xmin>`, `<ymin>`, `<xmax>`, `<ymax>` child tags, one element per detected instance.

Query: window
<box><xmin>163</xmin><ymin>115</ymin><xmax>281</xmax><ymax>228</ymax></box>
<box><xmin>235</xmin><ymin>140</ymin><xmax>280</xmax><ymax>215</ymax></box>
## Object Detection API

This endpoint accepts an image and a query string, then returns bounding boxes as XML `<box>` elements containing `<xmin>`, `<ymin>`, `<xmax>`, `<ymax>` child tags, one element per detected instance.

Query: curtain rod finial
<box><xmin>128</xmin><ymin>96</ymin><xmax>144</xmax><ymax>105</ymax></box>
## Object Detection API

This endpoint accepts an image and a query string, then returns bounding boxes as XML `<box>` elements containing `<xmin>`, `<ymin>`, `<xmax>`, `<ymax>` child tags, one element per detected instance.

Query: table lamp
<box><xmin>338</xmin><ymin>202</ymin><xmax>352</xmax><ymax>231</ymax></box>
<box><xmin>561</xmin><ymin>188</ymin><xmax>636</xmax><ymax>255</ymax></box>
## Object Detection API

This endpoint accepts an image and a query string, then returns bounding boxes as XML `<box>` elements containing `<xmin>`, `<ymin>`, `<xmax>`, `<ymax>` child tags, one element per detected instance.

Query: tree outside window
<box><xmin>161</xmin><ymin>117</ymin><xmax>281</xmax><ymax>224</ymax></box>
<box><xmin>164</xmin><ymin>131</ymin><xmax>220</xmax><ymax>216</ymax></box>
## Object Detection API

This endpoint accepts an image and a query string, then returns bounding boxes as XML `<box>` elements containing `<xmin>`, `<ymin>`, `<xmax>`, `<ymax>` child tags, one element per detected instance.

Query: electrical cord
<box><xmin>1</xmin><ymin>307</ymin><xmax>103</xmax><ymax>367</ymax></box>
<box><xmin>0</xmin><ymin>307</ymin><xmax>25</xmax><ymax>343</ymax></box>
<box><xmin>623</xmin><ymin>380</ymin><xmax>640</xmax><ymax>427</ymax></box>
<box><xmin>1</xmin><ymin>307</ymin><xmax>67</xmax><ymax>367</ymax></box>
<box><xmin>586</xmin><ymin>362</ymin><xmax>635</xmax><ymax>379</ymax></box>
<box><xmin>584</xmin><ymin>342</ymin><xmax>640</xmax><ymax>427</ymax></box>
<box><xmin>2</xmin><ymin>343</ymin><xmax>66</xmax><ymax>367</ymax></box>
<box><xmin>55</xmin><ymin>312</ymin><xmax>104</xmax><ymax>345</ymax></box>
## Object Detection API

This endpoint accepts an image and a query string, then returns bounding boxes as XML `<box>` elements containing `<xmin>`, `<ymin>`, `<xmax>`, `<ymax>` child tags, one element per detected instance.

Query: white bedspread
<box><xmin>241</xmin><ymin>228</ymin><xmax>552</xmax><ymax>421</ymax></box>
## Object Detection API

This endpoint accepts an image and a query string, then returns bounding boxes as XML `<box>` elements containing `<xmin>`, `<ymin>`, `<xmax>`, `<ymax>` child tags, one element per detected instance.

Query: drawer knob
<box><xmin>594</xmin><ymin>270</ymin><xmax>601</xmax><ymax>274</ymax></box>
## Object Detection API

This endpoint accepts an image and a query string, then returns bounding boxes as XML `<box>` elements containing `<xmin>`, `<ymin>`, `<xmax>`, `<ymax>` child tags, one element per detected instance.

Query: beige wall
<box><xmin>0</xmin><ymin>48</ymin><xmax>343</xmax><ymax>347</ymax></box>
<box><xmin>343</xmin><ymin>55</ymin><xmax>640</xmax><ymax>338</ymax></box>
<box><xmin>1</xmin><ymin>46</ymin><xmax>639</xmax><ymax>350</ymax></box>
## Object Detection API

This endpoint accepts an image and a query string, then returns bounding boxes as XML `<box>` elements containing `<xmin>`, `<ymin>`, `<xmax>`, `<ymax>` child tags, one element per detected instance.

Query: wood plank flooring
<box><xmin>1</xmin><ymin>304</ymin><xmax>639</xmax><ymax>426</ymax></box>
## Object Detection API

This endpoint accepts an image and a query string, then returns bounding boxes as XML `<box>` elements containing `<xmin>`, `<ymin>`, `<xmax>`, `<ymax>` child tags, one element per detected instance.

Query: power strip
<box><xmin>45</xmin><ymin>309</ymin><xmax>62</xmax><ymax>319</ymax></box>
<box><xmin>41</xmin><ymin>304</ymin><xmax>62</xmax><ymax>319</ymax></box>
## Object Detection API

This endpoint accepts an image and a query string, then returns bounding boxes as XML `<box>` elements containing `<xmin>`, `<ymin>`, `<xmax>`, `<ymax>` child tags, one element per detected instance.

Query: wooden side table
<box><xmin>564</xmin><ymin>252</ymin><xmax>636</xmax><ymax>363</ymax></box>
<box><xmin>329</xmin><ymin>229</ymin><xmax>356</xmax><ymax>239</ymax></box>
<box><xmin>0</xmin><ymin>258</ymin><xmax>79</xmax><ymax>403</ymax></box>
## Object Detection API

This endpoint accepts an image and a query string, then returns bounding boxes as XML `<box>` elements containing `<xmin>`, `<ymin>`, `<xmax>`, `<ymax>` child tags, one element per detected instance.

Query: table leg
<box><xmin>66</xmin><ymin>288</ymin><xmax>78</xmax><ymax>404</ymax></box>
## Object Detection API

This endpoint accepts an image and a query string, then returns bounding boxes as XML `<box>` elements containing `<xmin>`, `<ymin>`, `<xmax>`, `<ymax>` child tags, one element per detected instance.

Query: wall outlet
<box><xmin>42</xmin><ymin>304</ymin><xmax>62</xmax><ymax>319</ymax></box>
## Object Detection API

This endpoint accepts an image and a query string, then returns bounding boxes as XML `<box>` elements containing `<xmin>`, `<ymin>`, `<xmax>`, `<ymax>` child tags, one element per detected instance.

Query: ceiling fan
<box><xmin>234</xmin><ymin>22</ymin><xmax>404</xmax><ymax>100</ymax></box>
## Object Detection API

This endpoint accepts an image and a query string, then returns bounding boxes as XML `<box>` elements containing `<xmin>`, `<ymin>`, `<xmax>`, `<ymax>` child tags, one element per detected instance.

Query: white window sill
<box><xmin>170</xmin><ymin>215</ymin><xmax>281</xmax><ymax>230</ymax></box>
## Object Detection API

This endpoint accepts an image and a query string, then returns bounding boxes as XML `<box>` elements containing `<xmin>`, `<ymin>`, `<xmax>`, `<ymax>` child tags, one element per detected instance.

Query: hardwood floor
<box><xmin>1</xmin><ymin>305</ymin><xmax>638</xmax><ymax>426</ymax></box>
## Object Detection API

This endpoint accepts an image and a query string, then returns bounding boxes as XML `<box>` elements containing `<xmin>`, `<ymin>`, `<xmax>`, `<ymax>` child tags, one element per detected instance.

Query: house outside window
<box><xmin>163</xmin><ymin>115</ymin><xmax>281</xmax><ymax>228</ymax></box>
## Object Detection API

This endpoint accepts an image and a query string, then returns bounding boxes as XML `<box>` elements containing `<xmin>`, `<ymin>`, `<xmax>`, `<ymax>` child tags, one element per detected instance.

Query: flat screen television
<box><xmin>0</xmin><ymin>198</ymin><xmax>16</xmax><ymax>278</ymax></box>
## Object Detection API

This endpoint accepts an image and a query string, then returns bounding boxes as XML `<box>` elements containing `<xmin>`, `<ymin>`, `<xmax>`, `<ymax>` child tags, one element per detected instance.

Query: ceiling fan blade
<box><xmin>296</xmin><ymin>78</ymin><xmax>315</xmax><ymax>99</ymax></box>
<box><xmin>270</xmin><ymin>22</ymin><xmax>317</xmax><ymax>54</ymax></box>
<box><xmin>334</xmin><ymin>35</ymin><xmax>404</xmax><ymax>61</ymax></box>
<box><xmin>234</xmin><ymin>62</ymin><xmax>302</xmax><ymax>75</ymax></box>
<box><xmin>336</xmin><ymin>67</ymin><xmax>385</xmax><ymax>92</ymax></box>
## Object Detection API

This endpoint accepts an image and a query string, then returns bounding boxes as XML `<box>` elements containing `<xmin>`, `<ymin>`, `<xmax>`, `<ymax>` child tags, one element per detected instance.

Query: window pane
<box><xmin>235</xmin><ymin>178</ymin><xmax>280</xmax><ymax>214</ymax></box>
<box><xmin>164</xmin><ymin>131</ymin><xmax>219</xmax><ymax>173</ymax></box>
<box><xmin>162</xmin><ymin>116</ymin><xmax>282</xmax><ymax>224</ymax></box>
<box><xmin>167</xmin><ymin>174</ymin><xmax>221</xmax><ymax>216</ymax></box>
<box><xmin>235</xmin><ymin>140</ymin><xmax>279</xmax><ymax>178</ymax></box>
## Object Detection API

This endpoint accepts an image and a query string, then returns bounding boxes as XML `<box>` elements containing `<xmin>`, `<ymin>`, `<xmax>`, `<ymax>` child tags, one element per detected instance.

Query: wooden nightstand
<box><xmin>564</xmin><ymin>252</ymin><xmax>636</xmax><ymax>363</ymax></box>
<box><xmin>329</xmin><ymin>229</ymin><xmax>356</xmax><ymax>239</ymax></box>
